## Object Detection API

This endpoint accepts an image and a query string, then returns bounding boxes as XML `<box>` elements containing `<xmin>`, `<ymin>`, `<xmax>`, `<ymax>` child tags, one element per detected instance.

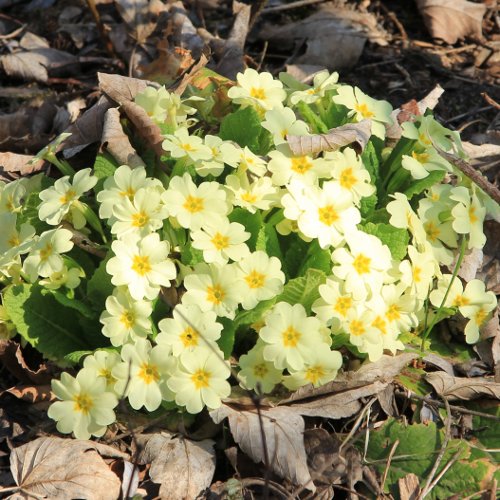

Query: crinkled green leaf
<box><xmin>41</xmin><ymin>288</ymin><xmax>95</xmax><ymax>319</ymax></box>
<box><xmin>403</xmin><ymin>170</ymin><xmax>446</xmax><ymax>200</ymax></box>
<box><xmin>219</xmin><ymin>107</ymin><xmax>263</xmax><ymax>153</ymax></box>
<box><xmin>256</xmin><ymin>224</ymin><xmax>283</xmax><ymax>261</ymax></box>
<box><xmin>86</xmin><ymin>255</ymin><xmax>113</xmax><ymax>309</ymax></box>
<box><xmin>283</xmin><ymin>236</ymin><xmax>309</xmax><ymax>279</ymax></box>
<box><xmin>93</xmin><ymin>152</ymin><xmax>118</xmax><ymax>180</ymax></box>
<box><xmin>361</xmin><ymin>221</ymin><xmax>409</xmax><ymax>260</ymax></box>
<box><xmin>229</xmin><ymin>208</ymin><xmax>262</xmax><ymax>252</ymax></box>
<box><xmin>297</xmin><ymin>240</ymin><xmax>331</xmax><ymax>276</ymax></box>
<box><xmin>234</xmin><ymin>298</ymin><xmax>276</xmax><ymax>328</ymax></box>
<box><xmin>296</xmin><ymin>101</ymin><xmax>328</xmax><ymax>134</ymax></box>
<box><xmin>217</xmin><ymin>317</ymin><xmax>237</xmax><ymax>359</ymax></box>
<box><xmin>4</xmin><ymin>283</ymin><xmax>91</xmax><ymax>360</ymax></box>
<box><xmin>277</xmin><ymin>268</ymin><xmax>326</xmax><ymax>313</ymax></box>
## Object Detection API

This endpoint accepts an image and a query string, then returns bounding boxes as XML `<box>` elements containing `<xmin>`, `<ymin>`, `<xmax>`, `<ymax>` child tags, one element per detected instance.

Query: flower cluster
<box><xmin>0</xmin><ymin>68</ymin><xmax>497</xmax><ymax>440</ymax></box>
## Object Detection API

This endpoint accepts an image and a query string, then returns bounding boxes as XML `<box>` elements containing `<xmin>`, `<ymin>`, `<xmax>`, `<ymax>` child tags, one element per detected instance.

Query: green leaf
<box><xmin>217</xmin><ymin>317</ymin><xmax>237</xmax><ymax>358</ymax></box>
<box><xmin>4</xmin><ymin>283</ymin><xmax>92</xmax><ymax>360</ymax></box>
<box><xmin>18</xmin><ymin>191</ymin><xmax>51</xmax><ymax>234</ymax></box>
<box><xmin>63</xmin><ymin>350</ymin><xmax>93</xmax><ymax>364</ymax></box>
<box><xmin>180</xmin><ymin>242</ymin><xmax>205</xmax><ymax>266</ymax></box>
<box><xmin>277</xmin><ymin>268</ymin><xmax>326</xmax><ymax>313</ymax></box>
<box><xmin>380</xmin><ymin>137</ymin><xmax>415</xmax><ymax>180</ymax></box>
<box><xmin>87</xmin><ymin>255</ymin><xmax>113</xmax><ymax>309</ymax></box>
<box><xmin>361</xmin><ymin>222</ymin><xmax>409</xmax><ymax>261</ymax></box>
<box><xmin>360</xmin><ymin>140</ymin><xmax>380</xmax><ymax>184</ymax></box>
<box><xmin>41</xmin><ymin>289</ymin><xmax>96</xmax><ymax>319</ymax></box>
<box><xmin>219</xmin><ymin>107</ymin><xmax>263</xmax><ymax>153</ymax></box>
<box><xmin>296</xmin><ymin>101</ymin><xmax>328</xmax><ymax>134</ymax></box>
<box><xmin>256</xmin><ymin>224</ymin><xmax>283</xmax><ymax>261</ymax></box>
<box><xmin>360</xmin><ymin>193</ymin><xmax>378</xmax><ymax>217</ymax></box>
<box><xmin>229</xmin><ymin>208</ymin><xmax>262</xmax><ymax>251</ymax></box>
<box><xmin>297</xmin><ymin>240</ymin><xmax>332</xmax><ymax>276</ymax></box>
<box><xmin>234</xmin><ymin>298</ymin><xmax>276</xmax><ymax>327</ymax></box>
<box><xmin>283</xmin><ymin>236</ymin><xmax>309</xmax><ymax>279</ymax></box>
<box><xmin>403</xmin><ymin>170</ymin><xmax>446</xmax><ymax>200</ymax></box>
<box><xmin>93</xmin><ymin>152</ymin><xmax>118</xmax><ymax>179</ymax></box>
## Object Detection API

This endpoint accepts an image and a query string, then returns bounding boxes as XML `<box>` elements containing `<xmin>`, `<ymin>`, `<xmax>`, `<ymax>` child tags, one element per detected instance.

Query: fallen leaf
<box><xmin>285</xmin><ymin>64</ymin><xmax>326</xmax><ymax>84</ymax></box>
<box><xmin>9</xmin><ymin>437</ymin><xmax>126</xmax><ymax>499</ymax></box>
<box><xmin>115</xmin><ymin>0</ymin><xmax>157</xmax><ymax>44</ymax></box>
<box><xmin>102</xmin><ymin>108</ymin><xmax>145</xmax><ymax>167</ymax></box>
<box><xmin>262</xmin><ymin>6</ymin><xmax>387</xmax><ymax>69</ymax></box>
<box><xmin>0</xmin><ymin>340</ymin><xmax>51</xmax><ymax>384</ymax></box>
<box><xmin>0</xmin><ymin>48</ymin><xmax>78</xmax><ymax>83</ymax></box>
<box><xmin>448</xmin><ymin>247</ymin><xmax>483</xmax><ymax>282</ymax></box>
<box><xmin>211</xmin><ymin>404</ymin><xmax>314</xmax><ymax>492</ymax></box>
<box><xmin>287</xmin><ymin>119</ymin><xmax>372</xmax><ymax>156</ymax></box>
<box><xmin>0</xmin><ymin>152</ymin><xmax>45</xmax><ymax>182</ymax></box>
<box><xmin>416</xmin><ymin>0</ymin><xmax>486</xmax><ymax>44</ymax></box>
<box><xmin>0</xmin><ymin>108</ymin><xmax>36</xmax><ymax>145</ymax></box>
<box><xmin>138</xmin><ymin>432</ymin><xmax>216</xmax><ymax>500</ymax></box>
<box><xmin>172</xmin><ymin>53</ymin><xmax>209</xmax><ymax>96</ymax></box>
<box><xmin>462</xmin><ymin>141</ymin><xmax>500</xmax><ymax>172</ymax></box>
<box><xmin>398</xmin><ymin>472</ymin><xmax>421</xmax><ymax>500</ymax></box>
<box><xmin>280</xmin><ymin>353</ymin><xmax>418</xmax><ymax>418</ymax></box>
<box><xmin>5</xmin><ymin>384</ymin><xmax>54</xmax><ymax>405</ymax></box>
<box><xmin>426</xmin><ymin>371</ymin><xmax>500</xmax><ymax>401</ymax></box>
<box><xmin>61</xmin><ymin>96</ymin><xmax>113</xmax><ymax>158</ymax></box>
<box><xmin>98</xmin><ymin>72</ymin><xmax>152</xmax><ymax>104</ymax></box>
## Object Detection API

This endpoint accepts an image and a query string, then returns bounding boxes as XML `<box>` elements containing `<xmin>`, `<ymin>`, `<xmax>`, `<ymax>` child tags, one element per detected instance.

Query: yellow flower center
<box><xmin>318</xmin><ymin>205</ymin><xmax>338</xmax><ymax>226</ymax></box>
<box><xmin>99</xmin><ymin>368</ymin><xmax>116</xmax><ymax>385</ymax></box>
<box><xmin>413</xmin><ymin>266</ymin><xmax>422</xmax><ymax>283</ymax></box>
<box><xmin>206</xmin><ymin>284</ymin><xmax>225</xmax><ymax>304</ymax></box>
<box><xmin>452</xmin><ymin>295</ymin><xmax>469</xmax><ymax>307</ymax></box>
<box><xmin>419</xmin><ymin>133</ymin><xmax>432</xmax><ymax>146</ymax></box>
<box><xmin>372</xmin><ymin>316</ymin><xmax>387</xmax><ymax>334</ymax></box>
<box><xmin>354</xmin><ymin>103</ymin><xmax>374</xmax><ymax>119</ymax></box>
<box><xmin>469</xmin><ymin>206</ymin><xmax>478</xmax><ymax>223</ymax></box>
<box><xmin>305</xmin><ymin>365</ymin><xmax>326</xmax><ymax>384</ymax></box>
<box><xmin>244</xmin><ymin>270</ymin><xmax>266</xmax><ymax>289</ymax></box>
<box><xmin>59</xmin><ymin>189</ymin><xmax>77</xmax><ymax>205</ymax></box>
<box><xmin>132</xmin><ymin>210</ymin><xmax>150</xmax><ymax>228</ymax></box>
<box><xmin>8</xmin><ymin>234</ymin><xmax>20</xmax><ymax>247</ymax></box>
<box><xmin>39</xmin><ymin>244</ymin><xmax>53</xmax><ymax>261</ymax></box>
<box><xmin>73</xmin><ymin>393</ymin><xmax>94</xmax><ymax>414</ymax></box>
<box><xmin>181</xmin><ymin>143</ymin><xmax>194</xmax><ymax>152</ymax></box>
<box><xmin>334</xmin><ymin>296</ymin><xmax>352</xmax><ymax>317</ymax></box>
<box><xmin>183</xmin><ymin>195</ymin><xmax>204</xmax><ymax>213</ymax></box>
<box><xmin>180</xmin><ymin>326</ymin><xmax>198</xmax><ymax>347</ymax></box>
<box><xmin>282</xmin><ymin>326</ymin><xmax>301</xmax><ymax>347</ymax></box>
<box><xmin>253</xmin><ymin>363</ymin><xmax>268</xmax><ymax>378</ymax></box>
<box><xmin>411</xmin><ymin>151</ymin><xmax>430</xmax><ymax>164</ymax></box>
<box><xmin>250</xmin><ymin>87</ymin><xmax>266</xmax><ymax>100</ymax></box>
<box><xmin>241</xmin><ymin>191</ymin><xmax>257</xmax><ymax>203</ymax></box>
<box><xmin>119</xmin><ymin>187</ymin><xmax>136</xmax><ymax>198</ymax></box>
<box><xmin>475</xmin><ymin>308</ymin><xmax>488</xmax><ymax>326</ymax></box>
<box><xmin>211</xmin><ymin>232</ymin><xmax>229</xmax><ymax>250</ymax></box>
<box><xmin>349</xmin><ymin>319</ymin><xmax>365</xmax><ymax>336</ymax></box>
<box><xmin>120</xmin><ymin>311</ymin><xmax>136</xmax><ymax>329</ymax></box>
<box><xmin>425</xmin><ymin>222</ymin><xmax>440</xmax><ymax>242</ymax></box>
<box><xmin>138</xmin><ymin>362</ymin><xmax>160</xmax><ymax>384</ymax></box>
<box><xmin>339</xmin><ymin>167</ymin><xmax>357</xmax><ymax>189</ymax></box>
<box><xmin>290</xmin><ymin>156</ymin><xmax>313</xmax><ymax>174</ymax></box>
<box><xmin>386</xmin><ymin>304</ymin><xmax>401</xmax><ymax>322</ymax></box>
<box><xmin>191</xmin><ymin>369</ymin><xmax>210</xmax><ymax>389</ymax></box>
<box><xmin>131</xmin><ymin>255</ymin><xmax>152</xmax><ymax>276</ymax></box>
<box><xmin>353</xmin><ymin>254</ymin><xmax>371</xmax><ymax>274</ymax></box>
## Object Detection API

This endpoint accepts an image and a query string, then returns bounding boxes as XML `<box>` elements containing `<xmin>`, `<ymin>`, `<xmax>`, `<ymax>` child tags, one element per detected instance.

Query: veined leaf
<box><xmin>361</xmin><ymin>221</ymin><xmax>409</xmax><ymax>260</ymax></box>
<box><xmin>403</xmin><ymin>170</ymin><xmax>446</xmax><ymax>200</ymax></box>
<box><xmin>219</xmin><ymin>107</ymin><xmax>263</xmax><ymax>154</ymax></box>
<box><xmin>277</xmin><ymin>268</ymin><xmax>326</xmax><ymax>313</ymax></box>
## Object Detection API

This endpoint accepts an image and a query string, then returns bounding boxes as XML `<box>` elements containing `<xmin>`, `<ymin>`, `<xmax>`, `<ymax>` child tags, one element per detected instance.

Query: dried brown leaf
<box><xmin>0</xmin><ymin>109</ymin><xmax>36</xmax><ymax>144</ymax></box>
<box><xmin>115</xmin><ymin>0</ymin><xmax>157</xmax><ymax>44</ymax></box>
<box><xmin>416</xmin><ymin>0</ymin><xmax>486</xmax><ymax>44</ymax></box>
<box><xmin>211</xmin><ymin>405</ymin><xmax>314</xmax><ymax>492</ymax></box>
<box><xmin>426</xmin><ymin>371</ymin><xmax>500</xmax><ymax>401</ymax></box>
<box><xmin>398</xmin><ymin>473</ymin><xmax>421</xmax><ymax>500</ymax></box>
<box><xmin>102</xmin><ymin>108</ymin><xmax>145</xmax><ymax>167</ymax></box>
<box><xmin>0</xmin><ymin>153</ymin><xmax>45</xmax><ymax>181</ymax></box>
<box><xmin>138</xmin><ymin>432</ymin><xmax>215</xmax><ymax>499</ymax></box>
<box><xmin>0</xmin><ymin>340</ymin><xmax>50</xmax><ymax>384</ymax></box>
<box><xmin>97</xmin><ymin>72</ymin><xmax>152</xmax><ymax>104</ymax></box>
<box><xmin>280</xmin><ymin>353</ymin><xmax>418</xmax><ymax>418</ymax></box>
<box><xmin>5</xmin><ymin>384</ymin><xmax>54</xmax><ymax>405</ymax></box>
<box><xmin>61</xmin><ymin>96</ymin><xmax>113</xmax><ymax>158</ymax></box>
<box><xmin>0</xmin><ymin>49</ymin><xmax>77</xmax><ymax>83</ymax></box>
<box><xmin>173</xmin><ymin>53</ymin><xmax>209</xmax><ymax>96</ymax></box>
<box><xmin>9</xmin><ymin>437</ymin><xmax>126</xmax><ymax>499</ymax></box>
<box><xmin>287</xmin><ymin>119</ymin><xmax>372</xmax><ymax>156</ymax></box>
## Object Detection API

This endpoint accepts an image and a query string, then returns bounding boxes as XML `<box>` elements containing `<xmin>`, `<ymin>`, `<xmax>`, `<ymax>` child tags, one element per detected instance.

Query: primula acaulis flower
<box><xmin>157</xmin><ymin>303</ymin><xmax>223</xmax><ymax>356</ymax></box>
<box><xmin>387</xmin><ymin>193</ymin><xmax>428</xmax><ymax>248</ymax></box>
<box><xmin>113</xmin><ymin>338</ymin><xmax>175</xmax><ymax>411</ymax></box>
<box><xmin>0</xmin><ymin>179</ymin><xmax>26</xmax><ymax>214</ymax></box>
<box><xmin>100</xmin><ymin>287</ymin><xmax>153</xmax><ymax>346</ymax></box>
<box><xmin>401</xmin><ymin>146</ymin><xmax>451</xmax><ymax>180</ymax></box>
<box><xmin>48</xmin><ymin>370</ymin><xmax>118</xmax><ymax>440</ymax></box>
<box><xmin>261</xmin><ymin>107</ymin><xmax>309</xmax><ymax>146</ymax></box>
<box><xmin>450</xmin><ymin>186</ymin><xmax>486</xmax><ymax>249</ymax></box>
<box><xmin>399</xmin><ymin>244</ymin><xmax>438</xmax><ymax>301</ymax></box>
<box><xmin>225</xmin><ymin>174</ymin><xmax>279</xmax><ymax>214</ymax></box>
<box><xmin>312</xmin><ymin>276</ymin><xmax>357</xmax><ymax>327</ymax></box>
<box><xmin>238</xmin><ymin>343</ymin><xmax>283</xmax><ymax>394</ymax></box>
<box><xmin>106</xmin><ymin>233</ymin><xmax>177</xmax><ymax>301</ymax></box>
<box><xmin>162</xmin><ymin>127</ymin><xmax>212</xmax><ymax>163</ymax></box>
<box><xmin>288</xmin><ymin>69</ymin><xmax>339</xmax><ymax>105</ymax></box>
<box><xmin>82</xmin><ymin>350</ymin><xmax>121</xmax><ymax>393</ymax></box>
<box><xmin>39</xmin><ymin>265</ymin><xmax>82</xmax><ymax>291</ymax></box>
<box><xmin>167</xmin><ymin>346</ymin><xmax>231</xmax><ymax>414</ymax></box>
<box><xmin>0</xmin><ymin>212</ymin><xmax>35</xmax><ymax>257</ymax></box>
<box><xmin>195</xmin><ymin>135</ymin><xmax>241</xmax><ymax>177</ymax></box>
<box><xmin>227</xmin><ymin>68</ymin><xmax>287</xmax><ymax>111</ymax></box>
<box><xmin>38</xmin><ymin>168</ymin><xmax>97</xmax><ymax>229</ymax></box>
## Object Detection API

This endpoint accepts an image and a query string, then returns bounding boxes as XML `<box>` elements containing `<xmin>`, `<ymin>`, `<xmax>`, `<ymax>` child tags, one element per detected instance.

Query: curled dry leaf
<box><xmin>287</xmin><ymin>119</ymin><xmax>372</xmax><ymax>156</ymax></box>
<box><xmin>211</xmin><ymin>405</ymin><xmax>314</xmax><ymax>492</ymax></box>
<box><xmin>5</xmin><ymin>384</ymin><xmax>54</xmax><ymax>405</ymax></box>
<box><xmin>102</xmin><ymin>108</ymin><xmax>145</xmax><ymax>167</ymax></box>
<box><xmin>138</xmin><ymin>432</ymin><xmax>216</xmax><ymax>500</ymax></box>
<box><xmin>280</xmin><ymin>352</ymin><xmax>418</xmax><ymax>419</ymax></box>
<box><xmin>0</xmin><ymin>152</ymin><xmax>44</xmax><ymax>182</ymax></box>
<box><xmin>97</xmin><ymin>72</ymin><xmax>153</xmax><ymax>104</ymax></box>
<box><xmin>9</xmin><ymin>437</ymin><xmax>127</xmax><ymax>500</ymax></box>
<box><xmin>416</xmin><ymin>0</ymin><xmax>486</xmax><ymax>44</ymax></box>
<box><xmin>426</xmin><ymin>371</ymin><xmax>500</xmax><ymax>401</ymax></box>
<box><xmin>0</xmin><ymin>340</ymin><xmax>50</xmax><ymax>384</ymax></box>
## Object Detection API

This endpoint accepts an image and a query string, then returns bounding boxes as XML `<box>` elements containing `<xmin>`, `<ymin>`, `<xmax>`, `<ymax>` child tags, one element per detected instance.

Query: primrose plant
<box><xmin>0</xmin><ymin>67</ymin><xmax>498</xmax><ymax>440</ymax></box>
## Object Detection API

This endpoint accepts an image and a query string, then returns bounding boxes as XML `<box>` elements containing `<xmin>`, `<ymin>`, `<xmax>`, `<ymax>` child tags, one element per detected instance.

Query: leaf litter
<box><xmin>0</xmin><ymin>0</ymin><xmax>499</xmax><ymax>498</ymax></box>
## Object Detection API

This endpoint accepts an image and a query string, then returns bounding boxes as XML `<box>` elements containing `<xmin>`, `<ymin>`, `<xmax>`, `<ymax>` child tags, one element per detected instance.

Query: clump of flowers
<box><xmin>0</xmin><ymin>68</ymin><xmax>498</xmax><ymax>440</ymax></box>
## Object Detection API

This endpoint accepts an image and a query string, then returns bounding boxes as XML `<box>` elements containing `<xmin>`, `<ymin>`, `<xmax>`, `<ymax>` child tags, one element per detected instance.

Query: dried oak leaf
<box><xmin>426</xmin><ymin>371</ymin><xmax>500</xmax><ymax>401</ymax></box>
<box><xmin>9</xmin><ymin>437</ymin><xmax>127</xmax><ymax>500</ymax></box>
<box><xmin>416</xmin><ymin>0</ymin><xmax>486</xmax><ymax>44</ymax></box>
<box><xmin>0</xmin><ymin>153</ymin><xmax>45</xmax><ymax>182</ymax></box>
<box><xmin>98</xmin><ymin>72</ymin><xmax>153</xmax><ymax>104</ymax></box>
<box><xmin>287</xmin><ymin>119</ymin><xmax>371</xmax><ymax>156</ymax></box>
<box><xmin>280</xmin><ymin>353</ymin><xmax>418</xmax><ymax>419</ymax></box>
<box><xmin>138</xmin><ymin>432</ymin><xmax>215</xmax><ymax>500</ymax></box>
<box><xmin>211</xmin><ymin>404</ymin><xmax>314</xmax><ymax>492</ymax></box>
<box><xmin>102</xmin><ymin>108</ymin><xmax>145</xmax><ymax>167</ymax></box>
